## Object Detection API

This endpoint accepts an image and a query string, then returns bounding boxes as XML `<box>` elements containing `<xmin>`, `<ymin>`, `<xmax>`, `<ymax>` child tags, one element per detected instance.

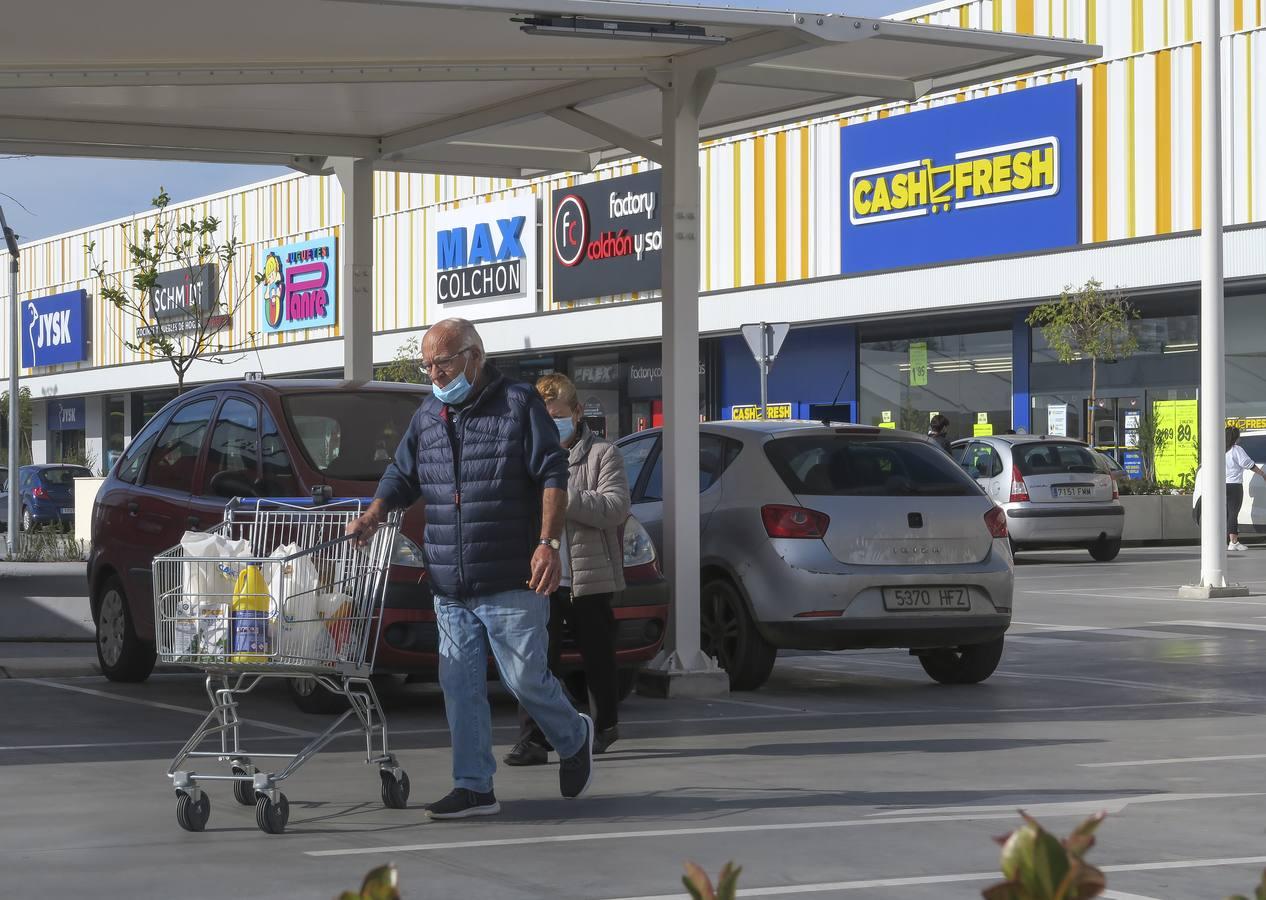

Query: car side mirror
<box><xmin>208</xmin><ymin>470</ymin><xmax>259</xmax><ymax>500</ymax></box>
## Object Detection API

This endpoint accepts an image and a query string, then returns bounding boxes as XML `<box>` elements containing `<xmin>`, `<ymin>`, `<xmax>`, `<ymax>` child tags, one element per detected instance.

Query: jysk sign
<box><xmin>426</xmin><ymin>196</ymin><xmax>537</xmax><ymax>321</ymax></box>
<box><xmin>552</xmin><ymin>170</ymin><xmax>662</xmax><ymax>303</ymax></box>
<box><xmin>259</xmin><ymin>237</ymin><xmax>338</xmax><ymax>334</ymax></box>
<box><xmin>841</xmin><ymin>81</ymin><xmax>1079</xmax><ymax>274</ymax></box>
<box><xmin>21</xmin><ymin>290</ymin><xmax>88</xmax><ymax>368</ymax></box>
<box><xmin>48</xmin><ymin>398</ymin><xmax>86</xmax><ymax>432</ymax></box>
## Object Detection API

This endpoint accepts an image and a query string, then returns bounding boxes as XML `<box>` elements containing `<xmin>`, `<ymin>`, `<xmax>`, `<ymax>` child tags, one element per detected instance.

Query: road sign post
<box><xmin>741</xmin><ymin>322</ymin><xmax>790</xmax><ymax>420</ymax></box>
<box><xmin>0</xmin><ymin>207</ymin><xmax>18</xmax><ymax>558</ymax></box>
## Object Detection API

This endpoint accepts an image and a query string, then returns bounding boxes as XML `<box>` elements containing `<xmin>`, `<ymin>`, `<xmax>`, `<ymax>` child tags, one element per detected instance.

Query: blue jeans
<box><xmin>435</xmin><ymin>589</ymin><xmax>587</xmax><ymax>792</ymax></box>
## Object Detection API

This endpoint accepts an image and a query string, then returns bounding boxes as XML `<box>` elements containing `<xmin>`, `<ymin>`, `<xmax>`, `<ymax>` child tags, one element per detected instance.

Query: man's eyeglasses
<box><xmin>421</xmin><ymin>347</ymin><xmax>472</xmax><ymax>373</ymax></box>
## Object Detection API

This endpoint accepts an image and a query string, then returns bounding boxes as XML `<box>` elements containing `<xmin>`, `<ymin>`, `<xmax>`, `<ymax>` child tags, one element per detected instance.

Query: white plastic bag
<box><xmin>264</xmin><ymin>543</ymin><xmax>322</xmax><ymax>660</ymax></box>
<box><xmin>175</xmin><ymin>531</ymin><xmax>252</xmax><ymax>660</ymax></box>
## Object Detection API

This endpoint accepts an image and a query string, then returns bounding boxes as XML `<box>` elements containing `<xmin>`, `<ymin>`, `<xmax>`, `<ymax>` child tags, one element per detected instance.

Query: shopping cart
<box><xmin>152</xmin><ymin>498</ymin><xmax>407</xmax><ymax>835</ymax></box>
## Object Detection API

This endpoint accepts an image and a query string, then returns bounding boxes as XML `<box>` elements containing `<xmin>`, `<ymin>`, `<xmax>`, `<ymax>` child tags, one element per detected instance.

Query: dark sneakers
<box><xmin>593</xmin><ymin>726</ymin><xmax>619</xmax><ymax>755</ymax></box>
<box><xmin>559</xmin><ymin>713</ymin><xmax>595</xmax><ymax>799</ymax></box>
<box><xmin>425</xmin><ymin>788</ymin><xmax>501</xmax><ymax>820</ymax></box>
<box><xmin>504</xmin><ymin>739</ymin><xmax>549</xmax><ymax>767</ymax></box>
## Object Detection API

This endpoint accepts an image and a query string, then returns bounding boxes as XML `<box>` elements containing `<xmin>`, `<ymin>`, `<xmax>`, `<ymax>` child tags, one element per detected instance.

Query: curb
<box><xmin>0</xmin><ymin>660</ymin><xmax>101</xmax><ymax>679</ymax></box>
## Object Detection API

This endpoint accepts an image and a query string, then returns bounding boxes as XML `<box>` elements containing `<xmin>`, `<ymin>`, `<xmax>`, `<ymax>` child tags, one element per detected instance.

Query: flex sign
<box><xmin>21</xmin><ymin>290</ymin><xmax>88</xmax><ymax>368</ymax></box>
<box><xmin>552</xmin><ymin>170</ymin><xmax>662</xmax><ymax>303</ymax></box>
<box><xmin>840</xmin><ymin>81</ymin><xmax>1079</xmax><ymax>274</ymax></box>
<box><xmin>259</xmin><ymin>237</ymin><xmax>338</xmax><ymax>334</ymax></box>
<box><xmin>426</xmin><ymin>196</ymin><xmax>538</xmax><ymax>321</ymax></box>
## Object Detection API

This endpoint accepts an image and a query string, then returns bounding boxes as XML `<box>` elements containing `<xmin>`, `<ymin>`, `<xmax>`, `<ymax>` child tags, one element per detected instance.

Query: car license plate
<box><xmin>1053</xmin><ymin>486</ymin><xmax>1093</xmax><ymax>498</ymax></box>
<box><xmin>60</xmin><ymin>507</ymin><xmax>74</xmax><ymax>515</ymax></box>
<box><xmin>882</xmin><ymin>587</ymin><xmax>969</xmax><ymax>612</ymax></box>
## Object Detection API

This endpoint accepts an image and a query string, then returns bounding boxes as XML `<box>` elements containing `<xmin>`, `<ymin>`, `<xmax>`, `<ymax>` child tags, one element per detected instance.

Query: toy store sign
<box><xmin>259</xmin><ymin>237</ymin><xmax>338</xmax><ymax>334</ymax></box>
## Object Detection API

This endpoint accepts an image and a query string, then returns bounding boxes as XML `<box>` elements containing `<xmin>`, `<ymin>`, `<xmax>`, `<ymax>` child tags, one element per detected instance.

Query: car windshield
<box><xmin>1015</xmin><ymin>442</ymin><xmax>1100</xmax><ymax>475</ymax></box>
<box><xmin>282</xmin><ymin>391</ymin><xmax>423</xmax><ymax>482</ymax></box>
<box><xmin>1239</xmin><ymin>435</ymin><xmax>1266</xmax><ymax>464</ymax></box>
<box><xmin>765</xmin><ymin>435</ymin><xmax>980</xmax><ymax>496</ymax></box>
<box><xmin>40</xmin><ymin>467</ymin><xmax>92</xmax><ymax>485</ymax></box>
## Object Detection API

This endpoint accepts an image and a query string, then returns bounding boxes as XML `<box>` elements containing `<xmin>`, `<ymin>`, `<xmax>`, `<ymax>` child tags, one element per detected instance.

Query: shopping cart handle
<box><xmin>228</xmin><ymin>496</ymin><xmax>373</xmax><ymax>511</ymax></box>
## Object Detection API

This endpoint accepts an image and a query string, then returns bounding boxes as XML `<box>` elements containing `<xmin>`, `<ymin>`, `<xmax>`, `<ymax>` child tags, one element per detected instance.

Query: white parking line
<box><xmin>1161</xmin><ymin>619</ymin><xmax>1266</xmax><ymax>632</ymax></box>
<box><xmin>304</xmin><ymin>793</ymin><xmax>1247</xmax><ymax>858</ymax></box>
<box><xmin>1081</xmin><ymin>753</ymin><xmax>1266</xmax><ymax>768</ymax></box>
<box><xmin>598</xmin><ymin>857</ymin><xmax>1266</xmax><ymax>899</ymax></box>
<box><xmin>20</xmin><ymin>678</ymin><xmax>315</xmax><ymax>738</ymax></box>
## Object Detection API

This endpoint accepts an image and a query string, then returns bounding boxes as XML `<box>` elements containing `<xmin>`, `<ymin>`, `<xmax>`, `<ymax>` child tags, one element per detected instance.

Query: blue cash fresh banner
<box><xmin>21</xmin><ymin>289</ymin><xmax>89</xmax><ymax>368</ymax></box>
<box><xmin>841</xmin><ymin>81</ymin><xmax>1080</xmax><ymax>274</ymax></box>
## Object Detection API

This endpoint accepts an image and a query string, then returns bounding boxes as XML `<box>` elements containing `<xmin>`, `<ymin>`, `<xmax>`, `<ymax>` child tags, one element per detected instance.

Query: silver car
<box><xmin>951</xmin><ymin>436</ymin><xmax>1124</xmax><ymax>561</ymax></box>
<box><xmin>615</xmin><ymin>422</ymin><xmax>1014</xmax><ymax>691</ymax></box>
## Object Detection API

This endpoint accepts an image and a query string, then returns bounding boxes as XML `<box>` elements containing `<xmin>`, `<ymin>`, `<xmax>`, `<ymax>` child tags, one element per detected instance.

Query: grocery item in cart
<box><xmin>171</xmin><ymin>531</ymin><xmax>253</xmax><ymax>661</ymax></box>
<box><xmin>231</xmin><ymin>565</ymin><xmax>272</xmax><ymax>663</ymax></box>
<box><xmin>265</xmin><ymin>543</ymin><xmax>326</xmax><ymax>662</ymax></box>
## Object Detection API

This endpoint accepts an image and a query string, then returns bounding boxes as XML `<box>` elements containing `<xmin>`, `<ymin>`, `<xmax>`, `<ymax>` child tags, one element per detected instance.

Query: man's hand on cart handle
<box><xmin>348</xmin><ymin>499</ymin><xmax>389</xmax><ymax>546</ymax></box>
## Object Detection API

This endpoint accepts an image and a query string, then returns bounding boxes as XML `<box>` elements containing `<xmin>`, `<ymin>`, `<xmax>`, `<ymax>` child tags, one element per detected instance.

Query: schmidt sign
<box><xmin>840</xmin><ymin>80</ymin><xmax>1079</xmax><ymax>273</ymax></box>
<box><xmin>426</xmin><ymin>196</ymin><xmax>538</xmax><ymax>321</ymax></box>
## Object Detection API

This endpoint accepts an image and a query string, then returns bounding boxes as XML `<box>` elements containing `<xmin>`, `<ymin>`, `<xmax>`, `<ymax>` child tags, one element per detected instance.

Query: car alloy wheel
<box><xmin>20</xmin><ymin>506</ymin><xmax>32</xmax><ymax>532</ymax></box>
<box><xmin>98</xmin><ymin>588</ymin><xmax>127</xmax><ymax>669</ymax></box>
<box><xmin>700</xmin><ymin>578</ymin><xmax>777</xmax><ymax>691</ymax></box>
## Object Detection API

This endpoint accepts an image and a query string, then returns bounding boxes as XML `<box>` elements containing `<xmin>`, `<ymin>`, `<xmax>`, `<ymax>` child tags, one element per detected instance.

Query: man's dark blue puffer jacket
<box><xmin>374</xmin><ymin>366</ymin><xmax>569</xmax><ymax>600</ymax></box>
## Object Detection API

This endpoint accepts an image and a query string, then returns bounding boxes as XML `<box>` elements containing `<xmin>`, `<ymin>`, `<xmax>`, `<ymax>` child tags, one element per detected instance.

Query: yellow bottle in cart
<box><xmin>231</xmin><ymin>565</ymin><xmax>272</xmax><ymax>664</ymax></box>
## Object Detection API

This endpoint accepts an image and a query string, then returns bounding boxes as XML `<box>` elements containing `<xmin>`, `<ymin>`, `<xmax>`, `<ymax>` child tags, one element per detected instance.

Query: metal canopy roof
<box><xmin>0</xmin><ymin>0</ymin><xmax>1101</xmax><ymax>178</ymax></box>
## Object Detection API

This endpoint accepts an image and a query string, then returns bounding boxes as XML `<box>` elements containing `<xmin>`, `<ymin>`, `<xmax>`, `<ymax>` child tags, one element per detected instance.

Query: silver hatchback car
<box><xmin>951</xmin><ymin>435</ymin><xmax>1124</xmax><ymax>561</ymax></box>
<box><xmin>616</xmin><ymin>422</ymin><xmax>1014</xmax><ymax>691</ymax></box>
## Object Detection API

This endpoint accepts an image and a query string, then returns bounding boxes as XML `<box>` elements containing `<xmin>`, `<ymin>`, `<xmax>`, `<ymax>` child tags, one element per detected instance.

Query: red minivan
<box><xmin>87</xmin><ymin>379</ymin><xmax>668</xmax><ymax>711</ymax></box>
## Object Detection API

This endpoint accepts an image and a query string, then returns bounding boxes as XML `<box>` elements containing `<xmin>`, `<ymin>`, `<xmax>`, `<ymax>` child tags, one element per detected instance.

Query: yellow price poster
<box><xmin>1153</xmin><ymin>399</ymin><xmax>1199</xmax><ymax>484</ymax></box>
<box><xmin>909</xmin><ymin>342</ymin><xmax>928</xmax><ymax>387</ymax></box>
<box><xmin>731</xmin><ymin>403</ymin><xmax>792</xmax><ymax>421</ymax></box>
<box><xmin>973</xmin><ymin>423</ymin><xmax>994</xmax><ymax>437</ymax></box>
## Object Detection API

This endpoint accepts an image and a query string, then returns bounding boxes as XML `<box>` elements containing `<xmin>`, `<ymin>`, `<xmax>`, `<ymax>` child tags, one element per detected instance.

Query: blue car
<box><xmin>0</xmin><ymin>464</ymin><xmax>93</xmax><ymax>531</ymax></box>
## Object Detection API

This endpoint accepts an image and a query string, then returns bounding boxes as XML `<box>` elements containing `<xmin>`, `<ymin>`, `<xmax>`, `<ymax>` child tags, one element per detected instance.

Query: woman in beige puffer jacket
<box><xmin>505</xmin><ymin>374</ymin><xmax>631</xmax><ymax>765</ymax></box>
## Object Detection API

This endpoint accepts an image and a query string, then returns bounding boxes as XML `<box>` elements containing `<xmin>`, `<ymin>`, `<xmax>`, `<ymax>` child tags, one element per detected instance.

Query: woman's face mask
<box><xmin>554</xmin><ymin>416</ymin><xmax>576</xmax><ymax>444</ymax></box>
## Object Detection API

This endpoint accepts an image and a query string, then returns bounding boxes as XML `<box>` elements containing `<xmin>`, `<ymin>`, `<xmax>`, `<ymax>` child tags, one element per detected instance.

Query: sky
<box><xmin>0</xmin><ymin>0</ymin><xmax>923</xmax><ymax>243</ymax></box>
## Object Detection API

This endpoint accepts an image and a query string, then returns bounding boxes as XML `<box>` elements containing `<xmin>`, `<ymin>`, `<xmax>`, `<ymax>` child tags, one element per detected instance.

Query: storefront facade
<box><xmin>4</xmin><ymin>0</ymin><xmax>1265</xmax><ymax>485</ymax></box>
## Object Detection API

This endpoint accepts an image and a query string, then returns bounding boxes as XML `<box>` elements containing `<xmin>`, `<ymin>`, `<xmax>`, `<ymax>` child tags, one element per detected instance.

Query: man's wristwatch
<box><xmin>539</xmin><ymin>538</ymin><xmax>561</xmax><ymax>551</ymax></box>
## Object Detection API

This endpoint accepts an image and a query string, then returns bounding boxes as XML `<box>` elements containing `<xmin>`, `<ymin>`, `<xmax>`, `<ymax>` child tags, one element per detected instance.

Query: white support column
<box><xmin>332</xmin><ymin>158</ymin><xmax>375</xmax><ymax>382</ymax></box>
<box><xmin>1182</xmin><ymin>0</ymin><xmax>1245</xmax><ymax>599</ymax></box>
<box><xmin>640</xmin><ymin>63</ymin><xmax>728</xmax><ymax>698</ymax></box>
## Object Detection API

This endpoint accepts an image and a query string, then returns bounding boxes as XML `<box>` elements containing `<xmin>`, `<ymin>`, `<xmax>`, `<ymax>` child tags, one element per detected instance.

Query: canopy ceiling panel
<box><xmin>0</xmin><ymin>0</ymin><xmax>1101</xmax><ymax>176</ymax></box>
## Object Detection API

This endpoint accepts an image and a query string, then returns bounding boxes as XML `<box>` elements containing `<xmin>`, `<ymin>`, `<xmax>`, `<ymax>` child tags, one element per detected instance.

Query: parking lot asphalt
<box><xmin>5</xmin><ymin>546</ymin><xmax>1266</xmax><ymax>899</ymax></box>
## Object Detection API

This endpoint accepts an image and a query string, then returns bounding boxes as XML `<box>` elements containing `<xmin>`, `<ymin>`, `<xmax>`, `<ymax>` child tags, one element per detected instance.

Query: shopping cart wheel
<box><xmin>175</xmin><ymin>791</ymin><xmax>211</xmax><ymax>833</ymax></box>
<box><xmin>380</xmin><ymin>769</ymin><xmax>410</xmax><ymax>809</ymax></box>
<box><xmin>231</xmin><ymin>767</ymin><xmax>256</xmax><ymax>807</ymax></box>
<box><xmin>255</xmin><ymin>794</ymin><xmax>290</xmax><ymax>835</ymax></box>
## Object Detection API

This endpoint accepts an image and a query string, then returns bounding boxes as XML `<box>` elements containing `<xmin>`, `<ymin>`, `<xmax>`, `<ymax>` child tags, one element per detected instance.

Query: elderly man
<box><xmin>348</xmin><ymin>318</ymin><xmax>593</xmax><ymax>819</ymax></box>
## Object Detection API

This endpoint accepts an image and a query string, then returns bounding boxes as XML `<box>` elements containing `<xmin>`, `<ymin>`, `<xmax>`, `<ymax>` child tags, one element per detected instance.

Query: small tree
<box><xmin>1028</xmin><ymin>280</ymin><xmax>1139</xmax><ymax>446</ymax></box>
<box><xmin>375</xmin><ymin>336</ymin><xmax>427</xmax><ymax>385</ymax></box>
<box><xmin>87</xmin><ymin>188</ymin><xmax>255</xmax><ymax>393</ymax></box>
<box><xmin>0</xmin><ymin>386</ymin><xmax>33</xmax><ymax>466</ymax></box>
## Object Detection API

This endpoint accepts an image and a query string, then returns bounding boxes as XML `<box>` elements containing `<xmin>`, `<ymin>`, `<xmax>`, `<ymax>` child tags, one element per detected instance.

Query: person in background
<box><xmin>928</xmin><ymin>414</ymin><xmax>951</xmax><ymax>453</ymax></box>
<box><xmin>348</xmin><ymin>318</ymin><xmax>594</xmax><ymax>820</ymax></box>
<box><xmin>1225</xmin><ymin>425</ymin><xmax>1264</xmax><ymax>552</ymax></box>
<box><xmin>506</xmin><ymin>374</ymin><xmax>630</xmax><ymax>765</ymax></box>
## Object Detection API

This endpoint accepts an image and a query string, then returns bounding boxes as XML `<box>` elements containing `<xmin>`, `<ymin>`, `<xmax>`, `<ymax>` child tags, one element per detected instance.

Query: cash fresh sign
<box><xmin>426</xmin><ymin>195</ymin><xmax>537</xmax><ymax>321</ymax></box>
<box><xmin>841</xmin><ymin>81</ymin><xmax>1079</xmax><ymax>273</ymax></box>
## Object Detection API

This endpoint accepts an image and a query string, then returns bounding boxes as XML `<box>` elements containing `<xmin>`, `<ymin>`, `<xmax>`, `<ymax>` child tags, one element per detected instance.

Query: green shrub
<box><xmin>982</xmin><ymin>813</ymin><xmax>1106</xmax><ymax>900</ymax></box>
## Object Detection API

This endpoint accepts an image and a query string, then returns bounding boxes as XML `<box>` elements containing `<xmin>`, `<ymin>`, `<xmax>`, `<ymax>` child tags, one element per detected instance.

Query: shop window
<box><xmin>860</xmin><ymin>330</ymin><xmax>1012</xmax><ymax>442</ymax></box>
<box><xmin>203</xmin><ymin>399</ymin><xmax>260</xmax><ymax>498</ymax></box>
<box><xmin>144</xmin><ymin>399</ymin><xmax>216</xmax><ymax>492</ymax></box>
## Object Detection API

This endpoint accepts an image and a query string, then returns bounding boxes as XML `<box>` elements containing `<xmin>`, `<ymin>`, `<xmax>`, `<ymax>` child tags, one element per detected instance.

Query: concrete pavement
<box><xmin>0</xmin><ymin>561</ymin><xmax>92</xmax><ymax>642</ymax></box>
<box><xmin>5</xmin><ymin>546</ymin><xmax>1266</xmax><ymax>897</ymax></box>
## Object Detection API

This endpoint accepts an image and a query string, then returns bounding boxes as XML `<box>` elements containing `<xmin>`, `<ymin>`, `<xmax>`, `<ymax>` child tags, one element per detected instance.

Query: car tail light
<box><xmin>761</xmin><ymin>504</ymin><xmax>830</xmax><ymax>539</ymax></box>
<box><xmin>391</xmin><ymin>534</ymin><xmax>427</xmax><ymax>569</ymax></box>
<box><xmin>984</xmin><ymin>506</ymin><xmax>1008</xmax><ymax>539</ymax></box>
<box><xmin>1111</xmin><ymin>478</ymin><xmax>1120</xmax><ymax>500</ymax></box>
<box><xmin>1008</xmin><ymin>465</ymin><xmax>1029</xmax><ymax>503</ymax></box>
<box><xmin>622</xmin><ymin>516</ymin><xmax>661</xmax><ymax>582</ymax></box>
<box><xmin>31</xmin><ymin>486</ymin><xmax>48</xmax><ymax>500</ymax></box>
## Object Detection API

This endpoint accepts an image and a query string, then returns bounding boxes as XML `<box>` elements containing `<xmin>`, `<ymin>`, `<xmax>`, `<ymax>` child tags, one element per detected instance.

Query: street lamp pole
<box><xmin>0</xmin><ymin>206</ymin><xmax>19</xmax><ymax>557</ymax></box>
<box><xmin>1184</xmin><ymin>0</ymin><xmax>1242</xmax><ymax>598</ymax></box>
